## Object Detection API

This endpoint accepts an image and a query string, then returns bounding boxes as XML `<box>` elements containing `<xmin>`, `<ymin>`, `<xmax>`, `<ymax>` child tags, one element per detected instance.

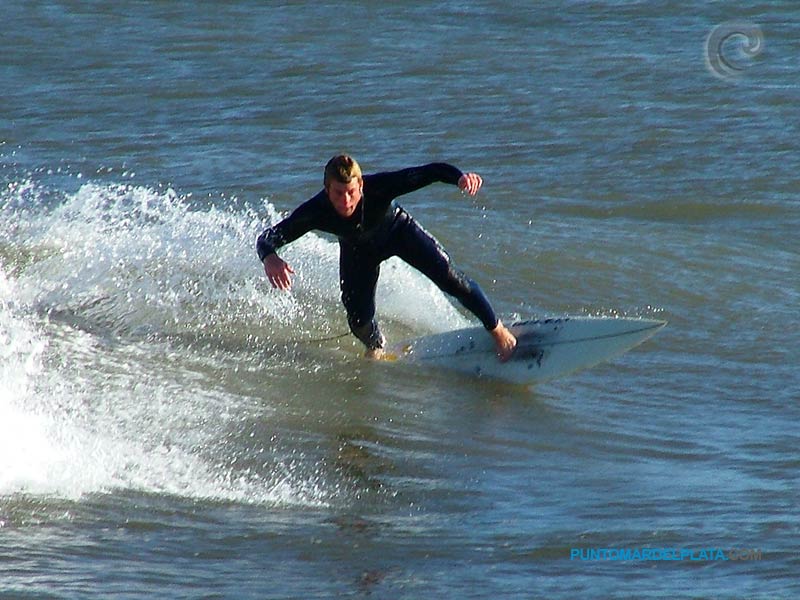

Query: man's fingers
<box><xmin>270</xmin><ymin>275</ymin><xmax>288</xmax><ymax>290</ymax></box>
<box><xmin>264</xmin><ymin>258</ymin><xmax>294</xmax><ymax>290</ymax></box>
<box><xmin>470</xmin><ymin>174</ymin><xmax>483</xmax><ymax>194</ymax></box>
<box><xmin>460</xmin><ymin>173</ymin><xmax>483</xmax><ymax>195</ymax></box>
<box><xmin>269</xmin><ymin>271</ymin><xmax>292</xmax><ymax>290</ymax></box>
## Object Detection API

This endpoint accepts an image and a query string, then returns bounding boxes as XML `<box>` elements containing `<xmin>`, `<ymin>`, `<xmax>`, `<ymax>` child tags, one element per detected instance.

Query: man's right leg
<box><xmin>339</xmin><ymin>242</ymin><xmax>386</xmax><ymax>354</ymax></box>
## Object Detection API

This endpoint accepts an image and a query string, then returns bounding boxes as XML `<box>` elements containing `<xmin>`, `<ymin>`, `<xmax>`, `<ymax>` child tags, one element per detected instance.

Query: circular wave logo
<box><xmin>705</xmin><ymin>21</ymin><xmax>764</xmax><ymax>81</ymax></box>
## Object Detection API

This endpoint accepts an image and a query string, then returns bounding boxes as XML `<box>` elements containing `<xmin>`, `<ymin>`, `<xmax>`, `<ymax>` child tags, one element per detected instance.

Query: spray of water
<box><xmin>0</xmin><ymin>176</ymin><xmax>468</xmax><ymax>504</ymax></box>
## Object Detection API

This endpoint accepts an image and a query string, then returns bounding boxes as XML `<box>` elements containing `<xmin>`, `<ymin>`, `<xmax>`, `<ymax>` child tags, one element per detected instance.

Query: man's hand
<box><xmin>458</xmin><ymin>172</ymin><xmax>483</xmax><ymax>196</ymax></box>
<box><xmin>263</xmin><ymin>253</ymin><xmax>295</xmax><ymax>290</ymax></box>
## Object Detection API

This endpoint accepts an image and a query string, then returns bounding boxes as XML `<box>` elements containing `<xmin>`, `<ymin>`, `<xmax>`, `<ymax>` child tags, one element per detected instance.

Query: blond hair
<box><xmin>324</xmin><ymin>154</ymin><xmax>362</xmax><ymax>187</ymax></box>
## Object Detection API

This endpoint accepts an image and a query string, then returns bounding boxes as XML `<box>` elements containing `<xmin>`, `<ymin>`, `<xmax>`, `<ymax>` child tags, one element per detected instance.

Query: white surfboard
<box><xmin>385</xmin><ymin>316</ymin><xmax>666</xmax><ymax>384</ymax></box>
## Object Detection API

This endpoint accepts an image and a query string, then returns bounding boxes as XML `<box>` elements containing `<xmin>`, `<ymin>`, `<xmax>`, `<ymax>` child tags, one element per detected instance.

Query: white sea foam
<box><xmin>0</xmin><ymin>308</ymin><xmax>331</xmax><ymax>506</ymax></box>
<box><xmin>8</xmin><ymin>181</ymin><xmax>467</xmax><ymax>341</ymax></box>
<box><xmin>0</xmin><ymin>273</ymin><xmax>324</xmax><ymax>504</ymax></box>
<box><xmin>0</xmin><ymin>179</ymin><xmax>468</xmax><ymax>504</ymax></box>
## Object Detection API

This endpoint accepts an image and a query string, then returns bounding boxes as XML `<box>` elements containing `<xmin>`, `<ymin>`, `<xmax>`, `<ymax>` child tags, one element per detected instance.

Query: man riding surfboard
<box><xmin>256</xmin><ymin>155</ymin><xmax>517</xmax><ymax>361</ymax></box>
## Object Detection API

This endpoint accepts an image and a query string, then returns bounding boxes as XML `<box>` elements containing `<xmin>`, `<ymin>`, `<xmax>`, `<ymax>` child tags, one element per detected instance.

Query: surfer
<box><xmin>256</xmin><ymin>155</ymin><xmax>517</xmax><ymax>361</ymax></box>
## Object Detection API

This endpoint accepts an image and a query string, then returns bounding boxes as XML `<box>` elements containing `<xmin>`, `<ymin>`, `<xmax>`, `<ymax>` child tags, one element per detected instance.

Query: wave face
<box><xmin>0</xmin><ymin>178</ymin><xmax>468</xmax><ymax>504</ymax></box>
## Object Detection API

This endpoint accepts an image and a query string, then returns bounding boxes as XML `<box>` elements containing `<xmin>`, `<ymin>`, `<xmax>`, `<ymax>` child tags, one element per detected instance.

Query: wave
<box><xmin>0</xmin><ymin>175</ymin><xmax>471</xmax><ymax>504</ymax></box>
<box><xmin>1</xmin><ymin>263</ymin><xmax>332</xmax><ymax>505</ymax></box>
<box><xmin>2</xmin><ymin>178</ymin><xmax>468</xmax><ymax>345</ymax></box>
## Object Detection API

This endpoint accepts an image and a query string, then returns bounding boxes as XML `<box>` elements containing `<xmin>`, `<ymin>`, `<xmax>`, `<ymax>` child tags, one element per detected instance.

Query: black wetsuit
<box><xmin>256</xmin><ymin>163</ymin><xmax>498</xmax><ymax>350</ymax></box>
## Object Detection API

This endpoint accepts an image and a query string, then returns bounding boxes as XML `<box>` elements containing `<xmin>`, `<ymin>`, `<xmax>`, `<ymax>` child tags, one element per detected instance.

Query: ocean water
<box><xmin>1</xmin><ymin>1</ymin><xmax>798</xmax><ymax>598</ymax></box>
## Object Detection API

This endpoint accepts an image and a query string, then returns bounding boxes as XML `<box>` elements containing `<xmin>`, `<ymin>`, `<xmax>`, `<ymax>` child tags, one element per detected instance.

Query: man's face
<box><xmin>326</xmin><ymin>178</ymin><xmax>363</xmax><ymax>218</ymax></box>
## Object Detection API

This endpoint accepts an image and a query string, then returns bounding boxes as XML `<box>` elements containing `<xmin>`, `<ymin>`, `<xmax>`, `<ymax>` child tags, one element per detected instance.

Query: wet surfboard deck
<box><xmin>384</xmin><ymin>317</ymin><xmax>666</xmax><ymax>384</ymax></box>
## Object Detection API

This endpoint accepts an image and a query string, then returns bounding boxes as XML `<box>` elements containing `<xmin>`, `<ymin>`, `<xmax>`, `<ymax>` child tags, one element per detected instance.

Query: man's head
<box><xmin>324</xmin><ymin>154</ymin><xmax>363</xmax><ymax>218</ymax></box>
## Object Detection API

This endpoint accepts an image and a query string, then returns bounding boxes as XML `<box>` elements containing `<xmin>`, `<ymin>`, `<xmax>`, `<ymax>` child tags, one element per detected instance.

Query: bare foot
<box><xmin>364</xmin><ymin>347</ymin><xmax>386</xmax><ymax>360</ymax></box>
<box><xmin>491</xmin><ymin>321</ymin><xmax>517</xmax><ymax>362</ymax></box>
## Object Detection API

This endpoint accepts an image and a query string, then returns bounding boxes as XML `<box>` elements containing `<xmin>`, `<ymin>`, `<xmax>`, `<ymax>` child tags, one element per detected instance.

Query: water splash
<box><xmin>3</xmin><ymin>179</ymin><xmax>466</xmax><ymax>347</ymax></box>
<box><xmin>0</xmin><ymin>175</ymin><xmax>469</xmax><ymax>505</ymax></box>
<box><xmin>1</xmin><ymin>271</ymin><xmax>329</xmax><ymax>505</ymax></box>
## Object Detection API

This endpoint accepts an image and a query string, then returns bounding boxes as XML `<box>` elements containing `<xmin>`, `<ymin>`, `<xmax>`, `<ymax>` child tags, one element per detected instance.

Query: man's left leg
<box><xmin>392</xmin><ymin>216</ymin><xmax>496</xmax><ymax>328</ymax></box>
<box><xmin>391</xmin><ymin>215</ymin><xmax>517</xmax><ymax>361</ymax></box>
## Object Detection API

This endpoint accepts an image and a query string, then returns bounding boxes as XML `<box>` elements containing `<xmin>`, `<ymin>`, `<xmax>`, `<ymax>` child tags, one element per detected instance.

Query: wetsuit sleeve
<box><xmin>367</xmin><ymin>163</ymin><xmax>464</xmax><ymax>200</ymax></box>
<box><xmin>256</xmin><ymin>198</ymin><xmax>321</xmax><ymax>261</ymax></box>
